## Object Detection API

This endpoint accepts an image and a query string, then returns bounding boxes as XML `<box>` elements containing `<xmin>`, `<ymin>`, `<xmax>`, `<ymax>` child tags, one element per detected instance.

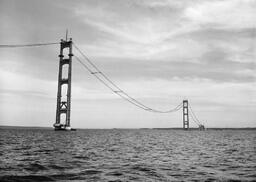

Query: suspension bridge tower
<box><xmin>53</xmin><ymin>38</ymin><xmax>74</xmax><ymax>131</ymax></box>
<box><xmin>183</xmin><ymin>100</ymin><xmax>189</xmax><ymax>130</ymax></box>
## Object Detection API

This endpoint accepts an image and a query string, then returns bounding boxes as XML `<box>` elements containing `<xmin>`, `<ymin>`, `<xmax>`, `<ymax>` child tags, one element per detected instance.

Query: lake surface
<box><xmin>0</xmin><ymin>128</ymin><xmax>255</xmax><ymax>181</ymax></box>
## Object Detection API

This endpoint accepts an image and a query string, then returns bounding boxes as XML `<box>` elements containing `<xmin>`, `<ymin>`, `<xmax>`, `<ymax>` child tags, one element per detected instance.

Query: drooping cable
<box><xmin>73</xmin><ymin>44</ymin><xmax>182</xmax><ymax>113</ymax></box>
<box><xmin>188</xmin><ymin>103</ymin><xmax>202</xmax><ymax>126</ymax></box>
<box><xmin>73</xmin><ymin>43</ymin><xmax>155</xmax><ymax>110</ymax></box>
<box><xmin>75</xmin><ymin>56</ymin><xmax>149</xmax><ymax>110</ymax></box>
<box><xmin>188</xmin><ymin>103</ymin><xmax>201</xmax><ymax>123</ymax></box>
<box><xmin>0</xmin><ymin>42</ymin><xmax>59</xmax><ymax>48</ymax></box>
<box><xmin>75</xmin><ymin>55</ymin><xmax>183</xmax><ymax>112</ymax></box>
<box><xmin>190</xmin><ymin>112</ymin><xmax>201</xmax><ymax>126</ymax></box>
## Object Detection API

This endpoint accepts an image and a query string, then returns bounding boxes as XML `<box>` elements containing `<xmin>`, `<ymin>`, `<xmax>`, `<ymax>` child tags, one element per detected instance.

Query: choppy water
<box><xmin>0</xmin><ymin>128</ymin><xmax>255</xmax><ymax>181</ymax></box>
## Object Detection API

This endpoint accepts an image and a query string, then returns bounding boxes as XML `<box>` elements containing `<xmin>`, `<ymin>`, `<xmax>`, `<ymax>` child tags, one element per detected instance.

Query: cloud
<box><xmin>184</xmin><ymin>0</ymin><xmax>256</xmax><ymax>29</ymax></box>
<box><xmin>0</xmin><ymin>0</ymin><xmax>255</xmax><ymax>127</ymax></box>
<box><xmin>0</xmin><ymin>69</ymin><xmax>56</xmax><ymax>98</ymax></box>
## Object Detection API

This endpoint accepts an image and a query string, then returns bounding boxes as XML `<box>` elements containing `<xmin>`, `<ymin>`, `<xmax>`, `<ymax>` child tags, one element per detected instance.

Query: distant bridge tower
<box><xmin>53</xmin><ymin>38</ymin><xmax>73</xmax><ymax>130</ymax></box>
<box><xmin>183</xmin><ymin>100</ymin><xmax>189</xmax><ymax>130</ymax></box>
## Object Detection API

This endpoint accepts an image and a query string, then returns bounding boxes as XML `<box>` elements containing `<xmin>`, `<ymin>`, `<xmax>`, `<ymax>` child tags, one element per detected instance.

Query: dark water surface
<box><xmin>0</xmin><ymin>128</ymin><xmax>255</xmax><ymax>181</ymax></box>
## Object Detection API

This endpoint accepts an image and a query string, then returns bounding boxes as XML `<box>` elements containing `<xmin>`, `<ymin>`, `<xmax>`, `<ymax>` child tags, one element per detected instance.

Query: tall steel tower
<box><xmin>53</xmin><ymin>38</ymin><xmax>73</xmax><ymax>130</ymax></box>
<box><xmin>183</xmin><ymin>100</ymin><xmax>189</xmax><ymax>130</ymax></box>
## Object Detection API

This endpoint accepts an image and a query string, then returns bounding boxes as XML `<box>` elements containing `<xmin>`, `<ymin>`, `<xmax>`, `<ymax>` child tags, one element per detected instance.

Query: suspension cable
<box><xmin>189</xmin><ymin>103</ymin><xmax>201</xmax><ymax>123</ymax></box>
<box><xmin>0</xmin><ymin>40</ymin><xmax>182</xmax><ymax>113</ymax></box>
<box><xmin>188</xmin><ymin>103</ymin><xmax>202</xmax><ymax>126</ymax></box>
<box><xmin>75</xmin><ymin>56</ymin><xmax>149</xmax><ymax>110</ymax></box>
<box><xmin>73</xmin><ymin>43</ymin><xmax>154</xmax><ymax>110</ymax></box>
<box><xmin>0</xmin><ymin>41</ymin><xmax>203</xmax><ymax>119</ymax></box>
<box><xmin>73</xmin><ymin>44</ymin><xmax>182</xmax><ymax>113</ymax></box>
<box><xmin>0</xmin><ymin>42</ymin><xmax>59</xmax><ymax>48</ymax></box>
<box><xmin>75</xmin><ymin>55</ymin><xmax>182</xmax><ymax>112</ymax></box>
<box><xmin>190</xmin><ymin>112</ymin><xmax>201</xmax><ymax>126</ymax></box>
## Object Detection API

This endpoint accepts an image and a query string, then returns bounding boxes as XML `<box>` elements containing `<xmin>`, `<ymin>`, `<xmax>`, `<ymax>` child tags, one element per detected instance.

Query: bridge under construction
<box><xmin>0</xmin><ymin>37</ymin><xmax>205</xmax><ymax>131</ymax></box>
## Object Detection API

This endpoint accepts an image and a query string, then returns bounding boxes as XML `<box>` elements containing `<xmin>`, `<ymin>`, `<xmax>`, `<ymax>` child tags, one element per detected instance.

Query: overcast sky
<box><xmin>0</xmin><ymin>0</ymin><xmax>255</xmax><ymax>128</ymax></box>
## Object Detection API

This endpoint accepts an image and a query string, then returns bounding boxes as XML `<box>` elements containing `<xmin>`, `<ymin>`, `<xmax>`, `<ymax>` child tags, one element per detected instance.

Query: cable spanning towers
<box><xmin>51</xmin><ymin>40</ymin><xmax>204</xmax><ymax>131</ymax></box>
<box><xmin>53</xmin><ymin>38</ymin><xmax>74</xmax><ymax>131</ymax></box>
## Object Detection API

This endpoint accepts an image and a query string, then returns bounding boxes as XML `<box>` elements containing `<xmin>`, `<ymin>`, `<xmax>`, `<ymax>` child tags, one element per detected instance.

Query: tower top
<box><xmin>60</xmin><ymin>29</ymin><xmax>71</xmax><ymax>42</ymax></box>
<box><xmin>66</xmin><ymin>29</ymin><xmax>68</xmax><ymax>41</ymax></box>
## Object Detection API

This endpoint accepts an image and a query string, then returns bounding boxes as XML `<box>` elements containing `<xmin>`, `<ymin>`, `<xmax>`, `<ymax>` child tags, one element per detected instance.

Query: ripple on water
<box><xmin>0</xmin><ymin>128</ymin><xmax>255</xmax><ymax>181</ymax></box>
<box><xmin>105</xmin><ymin>171</ymin><xmax>123</xmax><ymax>176</ymax></box>
<box><xmin>25</xmin><ymin>163</ymin><xmax>48</xmax><ymax>172</ymax></box>
<box><xmin>73</xmin><ymin>155</ymin><xmax>90</xmax><ymax>160</ymax></box>
<box><xmin>48</xmin><ymin>164</ymin><xmax>66</xmax><ymax>170</ymax></box>
<box><xmin>81</xmin><ymin>169</ymin><xmax>103</xmax><ymax>175</ymax></box>
<box><xmin>0</xmin><ymin>175</ymin><xmax>54</xmax><ymax>182</ymax></box>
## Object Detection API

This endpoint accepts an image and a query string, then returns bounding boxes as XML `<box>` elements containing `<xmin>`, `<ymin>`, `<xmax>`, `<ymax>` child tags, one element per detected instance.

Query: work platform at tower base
<box><xmin>53</xmin><ymin>123</ymin><xmax>76</xmax><ymax>131</ymax></box>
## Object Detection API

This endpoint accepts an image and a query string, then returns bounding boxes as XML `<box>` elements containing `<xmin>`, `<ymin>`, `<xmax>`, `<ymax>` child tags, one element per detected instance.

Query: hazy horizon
<box><xmin>1</xmin><ymin>124</ymin><xmax>256</xmax><ymax>129</ymax></box>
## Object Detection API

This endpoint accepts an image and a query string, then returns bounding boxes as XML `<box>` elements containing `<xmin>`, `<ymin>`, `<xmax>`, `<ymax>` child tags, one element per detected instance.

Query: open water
<box><xmin>0</xmin><ymin>128</ymin><xmax>255</xmax><ymax>181</ymax></box>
